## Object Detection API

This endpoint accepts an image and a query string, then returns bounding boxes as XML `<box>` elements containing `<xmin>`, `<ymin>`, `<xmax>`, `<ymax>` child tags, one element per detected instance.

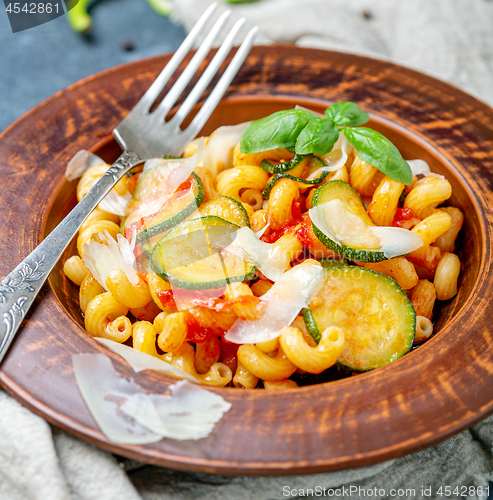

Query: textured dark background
<box><xmin>0</xmin><ymin>0</ymin><xmax>186</xmax><ymax>134</ymax></box>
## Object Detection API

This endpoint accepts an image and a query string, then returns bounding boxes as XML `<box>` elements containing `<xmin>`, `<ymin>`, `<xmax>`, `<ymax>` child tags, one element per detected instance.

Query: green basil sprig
<box><xmin>326</xmin><ymin>101</ymin><xmax>369</xmax><ymax>127</ymax></box>
<box><xmin>240</xmin><ymin>109</ymin><xmax>313</xmax><ymax>154</ymax></box>
<box><xmin>295</xmin><ymin>117</ymin><xmax>339</xmax><ymax>156</ymax></box>
<box><xmin>240</xmin><ymin>102</ymin><xmax>413</xmax><ymax>185</ymax></box>
<box><xmin>343</xmin><ymin>127</ymin><xmax>413</xmax><ymax>185</ymax></box>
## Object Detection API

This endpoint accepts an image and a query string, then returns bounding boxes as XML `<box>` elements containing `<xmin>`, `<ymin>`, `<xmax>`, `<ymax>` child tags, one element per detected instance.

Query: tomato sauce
<box><xmin>186</xmin><ymin>315</ymin><xmax>217</xmax><ymax>343</ymax></box>
<box><xmin>295</xmin><ymin>214</ymin><xmax>313</xmax><ymax>247</ymax></box>
<box><xmin>393</xmin><ymin>207</ymin><xmax>415</xmax><ymax>227</ymax></box>
<box><xmin>156</xmin><ymin>289</ymin><xmax>259</xmax><ymax>342</ymax></box>
<box><xmin>156</xmin><ymin>289</ymin><xmax>177</xmax><ymax>309</ymax></box>
<box><xmin>261</xmin><ymin>201</ymin><xmax>304</xmax><ymax>243</ymax></box>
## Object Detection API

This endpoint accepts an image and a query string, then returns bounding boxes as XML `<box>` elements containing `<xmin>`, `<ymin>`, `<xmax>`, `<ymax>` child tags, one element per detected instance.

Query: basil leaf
<box><xmin>343</xmin><ymin>127</ymin><xmax>413</xmax><ymax>185</ymax></box>
<box><xmin>326</xmin><ymin>102</ymin><xmax>369</xmax><ymax>127</ymax></box>
<box><xmin>295</xmin><ymin>117</ymin><xmax>339</xmax><ymax>155</ymax></box>
<box><xmin>240</xmin><ymin>109</ymin><xmax>314</xmax><ymax>154</ymax></box>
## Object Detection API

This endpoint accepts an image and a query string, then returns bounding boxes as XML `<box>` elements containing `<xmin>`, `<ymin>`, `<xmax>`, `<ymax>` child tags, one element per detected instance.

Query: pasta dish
<box><xmin>63</xmin><ymin>102</ymin><xmax>463</xmax><ymax>389</ymax></box>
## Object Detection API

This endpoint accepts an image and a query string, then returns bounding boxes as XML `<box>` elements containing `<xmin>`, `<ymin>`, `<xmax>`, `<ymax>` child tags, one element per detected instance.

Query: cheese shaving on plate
<box><xmin>203</xmin><ymin>122</ymin><xmax>250</xmax><ymax>176</ymax></box>
<box><xmin>73</xmin><ymin>354</ymin><xmax>231</xmax><ymax>444</ymax></box>
<box><xmin>83</xmin><ymin>231</ymin><xmax>138</xmax><ymax>291</ymax></box>
<box><xmin>227</xmin><ymin>226</ymin><xmax>292</xmax><ymax>281</ymax></box>
<box><xmin>121</xmin><ymin>380</ymin><xmax>232</xmax><ymax>441</ymax></box>
<box><xmin>65</xmin><ymin>150</ymin><xmax>133</xmax><ymax>215</ymax></box>
<box><xmin>96</xmin><ymin>337</ymin><xmax>197</xmax><ymax>382</ymax></box>
<box><xmin>224</xmin><ymin>261</ymin><xmax>324</xmax><ymax>344</ymax></box>
<box><xmin>309</xmin><ymin>199</ymin><xmax>423</xmax><ymax>259</ymax></box>
<box><xmin>65</xmin><ymin>150</ymin><xmax>104</xmax><ymax>181</ymax></box>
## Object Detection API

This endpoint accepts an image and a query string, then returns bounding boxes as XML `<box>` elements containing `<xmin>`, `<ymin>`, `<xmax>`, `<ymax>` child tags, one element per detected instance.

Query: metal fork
<box><xmin>0</xmin><ymin>3</ymin><xmax>258</xmax><ymax>364</ymax></box>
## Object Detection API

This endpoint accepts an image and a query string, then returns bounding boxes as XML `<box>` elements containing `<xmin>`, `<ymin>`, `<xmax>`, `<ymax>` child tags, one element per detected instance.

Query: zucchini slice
<box><xmin>195</xmin><ymin>196</ymin><xmax>250</xmax><ymax>227</ymax></box>
<box><xmin>150</xmin><ymin>216</ymin><xmax>256</xmax><ymax>290</ymax></box>
<box><xmin>318</xmin><ymin>257</ymin><xmax>348</xmax><ymax>269</ymax></box>
<box><xmin>261</xmin><ymin>171</ymin><xmax>329</xmax><ymax>199</ymax></box>
<box><xmin>124</xmin><ymin>172</ymin><xmax>204</xmax><ymax>244</ymax></box>
<box><xmin>260</xmin><ymin>153</ymin><xmax>305</xmax><ymax>174</ymax></box>
<box><xmin>310</xmin><ymin>180</ymin><xmax>386</xmax><ymax>262</ymax></box>
<box><xmin>304</xmin><ymin>266</ymin><xmax>415</xmax><ymax>371</ymax></box>
<box><xmin>260</xmin><ymin>153</ymin><xmax>325</xmax><ymax>177</ymax></box>
<box><xmin>310</xmin><ymin>180</ymin><xmax>423</xmax><ymax>262</ymax></box>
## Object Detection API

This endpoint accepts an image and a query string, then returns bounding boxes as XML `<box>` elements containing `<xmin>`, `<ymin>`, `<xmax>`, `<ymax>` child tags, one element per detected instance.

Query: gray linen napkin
<box><xmin>2</xmin><ymin>0</ymin><xmax>493</xmax><ymax>498</ymax></box>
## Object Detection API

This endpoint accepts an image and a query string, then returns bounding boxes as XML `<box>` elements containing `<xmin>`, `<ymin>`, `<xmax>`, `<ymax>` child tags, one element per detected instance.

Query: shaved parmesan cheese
<box><xmin>65</xmin><ymin>150</ymin><xmax>105</xmax><ymax>181</ymax></box>
<box><xmin>145</xmin><ymin>138</ymin><xmax>203</xmax><ymax>184</ymax></box>
<box><xmin>310</xmin><ymin>199</ymin><xmax>380</xmax><ymax>250</ymax></box>
<box><xmin>224</xmin><ymin>261</ymin><xmax>324</xmax><ymax>344</ymax></box>
<box><xmin>96</xmin><ymin>338</ymin><xmax>198</xmax><ymax>382</ymax></box>
<box><xmin>227</xmin><ymin>226</ymin><xmax>291</xmax><ymax>281</ymax></box>
<box><xmin>127</xmin><ymin>140</ymin><xmax>203</xmax><ymax>222</ymax></box>
<box><xmin>203</xmin><ymin>122</ymin><xmax>250</xmax><ymax>176</ymax></box>
<box><xmin>370</xmin><ymin>225</ymin><xmax>424</xmax><ymax>258</ymax></box>
<box><xmin>333</xmin><ymin>131</ymin><xmax>353</xmax><ymax>157</ymax></box>
<box><xmin>83</xmin><ymin>231</ymin><xmax>138</xmax><ymax>291</ymax></box>
<box><xmin>407</xmin><ymin>159</ymin><xmax>445</xmax><ymax>179</ymax></box>
<box><xmin>65</xmin><ymin>150</ymin><xmax>133</xmax><ymax>215</ymax></box>
<box><xmin>73</xmin><ymin>354</ymin><xmax>162</xmax><ymax>444</ymax></box>
<box><xmin>307</xmin><ymin>148</ymin><xmax>348</xmax><ymax>179</ymax></box>
<box><xmin>121</xmin><ymin>380</ymin><xmax>232</xmax><ymax>440</ymax></box>
<box><xmin>309</xmin><ymin>199</ymin><xmax>423</xmax><ymax>259</ymax></box>
<box><xmin>254</xmin><ymin>223</ymin><xmax>270</xmax><ymax>239</ymax></box>
<box><xmin>142</xmin><ymin>157</ymin><xmax>166</xmax><ymax>174</ymax></box>
<box><xmin>268</xmin><ymin>261</ymin><xmax>325</xmax><ymax>307</ymax></box>
<box><xmin>127</xmin><ymin>192</ymin><xmax>174</xmax><ymax>221</ymax></box>
<box><xmin>73</xmin><ymin>354</ymin><xmax>231</xmax><ymax>444</ymax></box>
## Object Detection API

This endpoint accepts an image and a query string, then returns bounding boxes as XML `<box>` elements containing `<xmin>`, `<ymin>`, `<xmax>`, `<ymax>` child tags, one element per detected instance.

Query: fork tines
<box><xmin>118</xmin><ymin>2</ymin><xmax>258</xmax><ymax>157</ymax></box>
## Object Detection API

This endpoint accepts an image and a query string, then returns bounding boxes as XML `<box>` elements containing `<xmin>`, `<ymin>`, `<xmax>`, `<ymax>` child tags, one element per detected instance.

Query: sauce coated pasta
<box><xmin>64</xmin><ymin>102</ymin><xmax>463</xmax><ymax>387</ymax></box>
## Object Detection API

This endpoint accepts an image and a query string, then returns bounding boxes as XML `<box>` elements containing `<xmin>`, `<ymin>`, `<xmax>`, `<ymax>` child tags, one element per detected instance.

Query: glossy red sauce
<box><xmin>393</xmin><ymin>207</ymin><xmax>415</xmax><ymax>227</ymax></box>
<box><xmin>186</xmin><ymin>315</ymin><xmax>217</xmax><ymax>343</ymax></box>
<box><xmin>156</xmin><ymin>290</ymin><xmax>259</xmax><ymax>342</ymax></box>
<box><xmin>295</xmin><ymin>214</ymin><xmax>313</xmax><ymax>247</ymax></box>
<box><xmin>156</xmin><ymin>289</ymin><xmax>177</xmax><ymax>309</ymax></box>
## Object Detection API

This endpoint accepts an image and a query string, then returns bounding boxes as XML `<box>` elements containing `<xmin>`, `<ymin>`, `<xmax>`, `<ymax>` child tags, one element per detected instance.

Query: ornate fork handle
<box><xmin>0</xmin><ymin>151</ymin><xmax>141</xmax><ymax>364</ymax></box>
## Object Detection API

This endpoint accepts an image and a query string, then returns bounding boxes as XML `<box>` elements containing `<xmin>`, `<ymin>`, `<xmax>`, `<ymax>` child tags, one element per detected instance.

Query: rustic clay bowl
<box><xmin>0</xmin><ymin>46</ymin><xmax>492</xmax><ymax>475</ymax></box>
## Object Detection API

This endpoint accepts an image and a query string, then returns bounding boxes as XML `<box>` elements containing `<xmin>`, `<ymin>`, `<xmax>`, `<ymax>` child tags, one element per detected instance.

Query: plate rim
<box><xmin>1</xmin><ymin>44</ymin><xmax>492</xmax><ymax>475</ymax></box>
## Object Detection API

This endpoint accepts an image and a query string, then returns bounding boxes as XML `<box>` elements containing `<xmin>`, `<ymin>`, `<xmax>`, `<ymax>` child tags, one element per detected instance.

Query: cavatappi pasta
<box><xmin>64</xmin><ymin>111</ymin><xmax>463</xmax><ymax>388</ymax></box>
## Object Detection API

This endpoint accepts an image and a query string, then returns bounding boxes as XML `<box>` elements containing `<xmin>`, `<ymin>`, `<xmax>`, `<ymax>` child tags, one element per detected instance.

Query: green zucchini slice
<box><xmin>304</xmin><ymin>266</ymin><xmax>415</xmax><ymax>371</ymax></box>
<box><xmin>260</xmin><ymin>153</ymin><xmax>305</xmax><ymax>174</ymax></box>
<box><xmin>124</xmin><ymin>172</ymin><xmax>204</xmax><ymax>244</ymax></box>
<box><xmin>310</xmin><ymin>180</ymin><xmax>387</xmax><ymax>262</ymax></box>
<box><xmin>318</xmin><ymin>257</ymin><xmax>348</xmax><ymax>269</ymax></box>
<box><xmin>150</xmin><ymin>216</ymin><xmax>256</xmax><ymax>290</ymax></box>
<box><xmin>261</xmin><ymin>171</ymin><xmax>329</xmax><ymax>199</ymax></box>
<box><xmin>195</xmin><ymin>196</ymin><xmax>250</xmax><ymax>227</ymax></box>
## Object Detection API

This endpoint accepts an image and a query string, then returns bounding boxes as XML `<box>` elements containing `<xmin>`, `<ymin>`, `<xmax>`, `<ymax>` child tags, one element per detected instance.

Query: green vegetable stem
<box><xmin>66</xmin><ymin>0</ymin><xmax>93</xmax><ymax>34</ymax></box>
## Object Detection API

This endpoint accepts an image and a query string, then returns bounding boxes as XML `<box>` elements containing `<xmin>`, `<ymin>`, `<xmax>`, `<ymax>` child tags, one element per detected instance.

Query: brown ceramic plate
<box><xmin>0</xmin><ymin>46</ymin><xmax>492</xmax><ymax>475</ymax></box>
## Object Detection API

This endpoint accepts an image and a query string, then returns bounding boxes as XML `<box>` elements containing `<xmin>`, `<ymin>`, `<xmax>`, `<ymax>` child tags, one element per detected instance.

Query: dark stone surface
<box><xmin>0</xmin><ymin>0</ymin><xmax>186</xmax><ymax>134</ymax></box>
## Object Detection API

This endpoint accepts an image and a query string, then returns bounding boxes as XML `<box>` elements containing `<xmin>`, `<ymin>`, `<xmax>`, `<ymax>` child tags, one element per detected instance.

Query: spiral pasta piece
<box><xmin>216</xmin><ymin>165</ymin><xmax>269</xmax><ymax>201</ymax></box>
<box><xmin>84</xmin><ymin>292</ymin><xmax>131</xmax><ymax>342</ymax></box>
